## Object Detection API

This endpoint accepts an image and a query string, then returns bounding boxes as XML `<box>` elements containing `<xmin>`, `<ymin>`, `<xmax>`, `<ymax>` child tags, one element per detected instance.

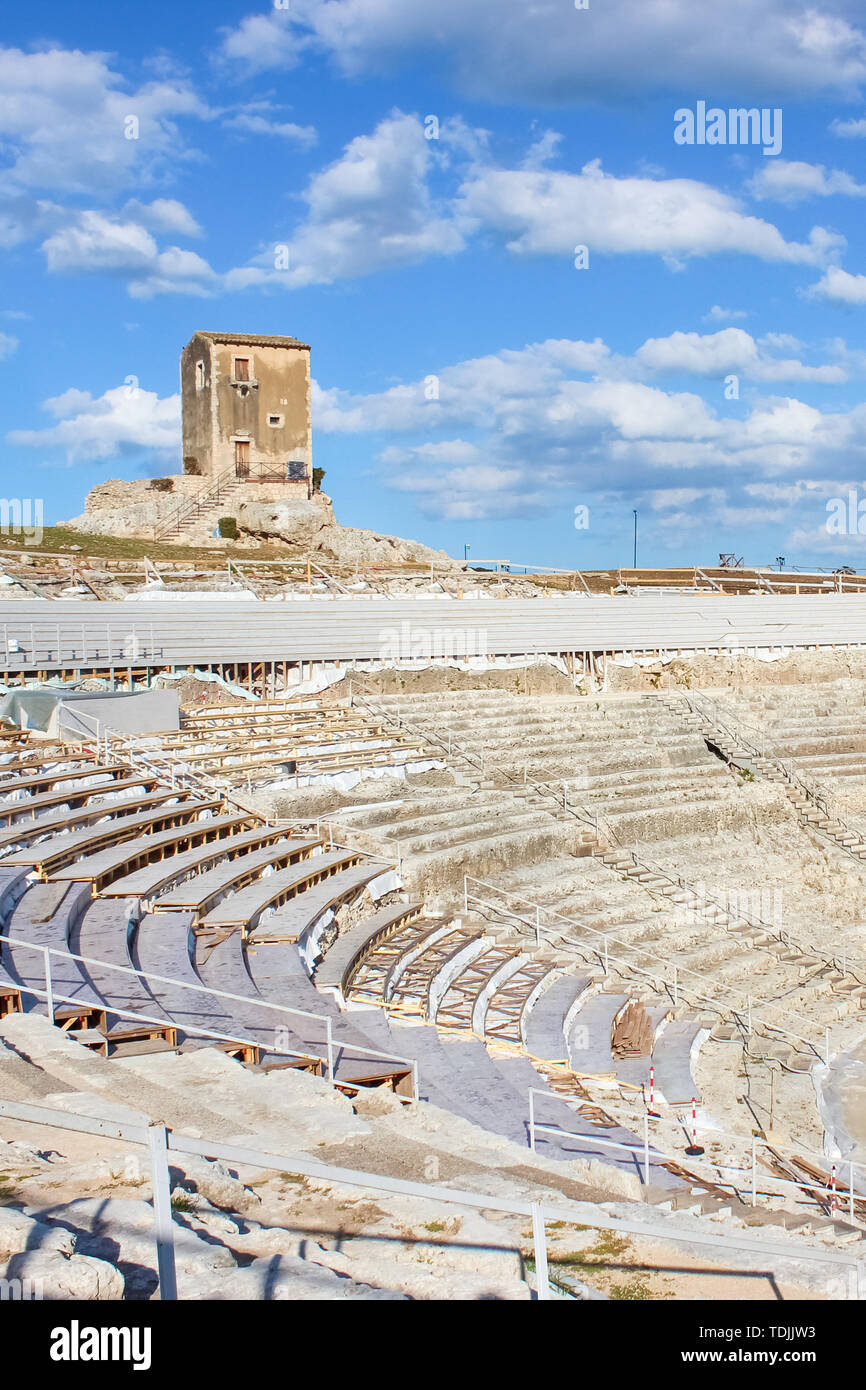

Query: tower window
<box><xmin>195</xmin><ymin>360</ymin><xmax>205</xmax><ymax>390</ymax></box>
<box><xmin>267</xmin><ymin>413</ymin><xmax>283</xmax><ymax>427</ymax></box>
<box><xmin>233</xmin><ymin>357</ymin><xmax>250</xmax><ymax>382</ymax></box>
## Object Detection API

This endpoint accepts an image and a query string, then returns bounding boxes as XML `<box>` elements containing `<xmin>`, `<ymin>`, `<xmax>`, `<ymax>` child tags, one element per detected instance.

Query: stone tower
<box><xmin>180</xmin><ymin>331</ymin><xmax>312</xmax><ymax>491</ymax></box>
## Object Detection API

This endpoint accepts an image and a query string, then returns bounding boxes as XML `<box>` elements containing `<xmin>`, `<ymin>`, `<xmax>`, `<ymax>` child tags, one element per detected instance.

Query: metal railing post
<box><xmin>672</xmin><ymin>965</ymin><xmax>678</xmax><ymax>1007</ymax></box>
<box><xmin>850</xmin><ymin>1161</ymin><xmax>855</xmax><ymax>1222</ymax></box>
<box><xmin>535</xmin><ymin>906</ymin><xmax>541</xmax><ymax>947</ymax></box>
<box><xmin>529</xmin><ymin>1090</ymin><xmax>536</xmax><ymax>1153</ymax></box>
<box><xmin>463</xmin><ymin>876</ymin><xmax>469</xmax><ymax>915</ymax></box>
<box><xmin>752</xmin><ymin>1137</ymin><xmax>757</xmax><ymax>1205</ymax></box>
<box><xmin>43</xmin><ymin>947</ymin><xmax>54</xmax><ymax>1025</ymax></box>
<box><xmin>531</xmin><ymin>1202</ymin><xmax>550</xmax><ymax>1300</ymax></box>
<box><xmin>147</xmin><ymin>1123</ymin><xmax>177</xmax><ymax>1301</ymax></box>
<box><xmin>643</xmin><ymin>1114</ymin><xmax>650</xmax><ymax>1187</ymax></box>
<box><xmin>326</xmin><ymin>1018</ymin><xmax>335</xmax><ymax>1082</ymax></box>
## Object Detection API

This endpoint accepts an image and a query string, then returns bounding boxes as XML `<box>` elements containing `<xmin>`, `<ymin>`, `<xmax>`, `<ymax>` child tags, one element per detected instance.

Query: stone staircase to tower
<box><xmin>155</xmin><ymin>468</ymin><xmax>248</xmax><ymax>543</ymax></box>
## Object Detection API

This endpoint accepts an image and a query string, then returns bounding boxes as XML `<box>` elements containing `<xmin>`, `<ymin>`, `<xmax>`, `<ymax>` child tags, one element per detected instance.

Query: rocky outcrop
<box><xmin>64</xmin><ymin>478</ymin><xmax>201</xmax><ymax>540</ymax></box>
<box><xmin>235</xmin><ymin>494</ymin><xmax>460</xmax><ymax>569</ymax></box>
<box><xmin>63</xmin><ymin>477</ymin><xmax>461</xmax><ymax>568</ymax></box>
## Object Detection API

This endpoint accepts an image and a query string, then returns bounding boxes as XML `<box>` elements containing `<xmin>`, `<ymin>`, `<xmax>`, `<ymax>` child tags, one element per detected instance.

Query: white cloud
<box><xmin>759</xmin><ymin>332</ymin><xmax>803</xmax><ymax>352</ymax></box>
<box><xmin>218</xmin><ymin>0</ymin><xmax>866</xmax><ymax>102</ymax></box>
<box><xmin>42</xmin><ymin>212</ymin><xmax>159</xmax><ymax>276</ymax></box>
<box><xmin>0</xmin><ymin>47</ymin><xmax>206</xmax><ymax>196</ymax></box>
<box><xmin>0</xmin><ymin>45</ymin><xmax>211</xmax><ymax>280</ymax></box>
<box><xmin>0</xmin><ymin>331</ymin><xmax>18</xmax><ymax>359</ymax></box>
<box><xmin>809</xmin><ymin>265</ymin><xmax>866</xmax><ymax>304</ymax></box>
<box><xmin>8</xmin><ymin>384</ymin><xmax>180</xmax><ymax>463</ymax></box>
<box><xmin>39</xmin><ymin>209</ymin><xmax>219</xmax><ymax>297</ymax></box>
<box><xmin>380</xmin><ymin>440</ymin><xmax>482</xmax><ymax>468</ymax></box>
<box><xmin>456</xmin><ymin>158</ymin><xmax>842</xmax><ymax>266</ymax></box>
<box><xmin>219</xmin><ymin>12</ymin><xmax>302</xmax><ymax>70</ymax></box>
<box><xmin>227</xmin><ymin>121</ymin><xmax>843</xmax><ymax>292</ymax></box>
<box><xmin>830</xmin><ymin>117</ymin><xmax>866</xmax><ymax>137</ymax></box>
<box><xmin>634</xmin><ymin>328</ymin><xmax>846</xmax><ymax>382</ymax></box>
<box><xmin>222</xmin><ymin>110</ymin><xmax>318</xmax><ymax>148</ymax></box>
<box><xmin>703</xmin><ymin>305</ymin><xmax>748</xmax><ymax>323</ymax></box>
<box><xmin>311</xmin><ymin>333</ymin><xmax>866</xmax><ymax>519</ymax></box>
<box><xmin>746</xmin><ymin>159</ymin><xmax>866</xmax><ymax>203</ymax></box>
<box><xmin>120</xmin><ymin>198</ymin><xmax>203</xmax><ymax>237</ymax></box>
<box><xmin>127</xmin><ymin>246</ymin><xmax>221</xmax><ymax>300</ymax></box>
<box><xmin>228</xmin><ymin>111</ymin><xmax>466</xmax><ymax>290</ymax></box>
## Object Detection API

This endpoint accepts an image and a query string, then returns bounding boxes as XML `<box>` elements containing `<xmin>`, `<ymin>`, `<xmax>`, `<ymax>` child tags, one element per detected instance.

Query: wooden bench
<box><xmin>48</xmin><ymin>812</ymin><xmax>255</xmax><ymax>892</ymax></box>
<box><xmin>3</xmin><ymin>798</ymin><xmax>225</xmax><ymax>876</ymax></box>
<box><xmin>100</xmin><ymin>827</ymin><xmax>311</xmax><ymax>902</ymax></box>
<box><xmin>197</xmin><ymin>848</ymin><xmax>366</xmax><ymax>932</ymax></box>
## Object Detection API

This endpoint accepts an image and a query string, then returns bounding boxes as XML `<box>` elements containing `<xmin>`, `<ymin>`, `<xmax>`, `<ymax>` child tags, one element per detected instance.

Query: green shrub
<box><xmin>312</xmin><ymin>466</ymin><xmax>326</xmax><ymax>493</ymax></box>
<box><xmin>149</xmin><ymin>477</ymin><xmax>174</xmax><ymax>493</ymax></box>
<box><xmin>218</xmin><ymin>516</ymin><xmax>238</xmax><ymax>540</ymax></box>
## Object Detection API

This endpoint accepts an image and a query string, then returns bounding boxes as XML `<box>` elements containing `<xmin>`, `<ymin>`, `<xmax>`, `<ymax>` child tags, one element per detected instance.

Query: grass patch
<box><xmin>610</xmin><ymin>1278</ymin><xmax>671</xmax><ymax>1300</ymax></box>
<box><xmin>550</xmin><ymin>1231</ymin><xmax>631</xmax><ymax>1274</ymax></box>
<box><xmin>0</xmin><ymin>525</ymin><xmax>297</xmax><ymax>567</ymax></box>
<box><xmin>170</xmin><ymin>1192</ymin><xmax>196</xmax><ymax>1213</ymax></box>
<box><xmin>423</xmin><ymin>1220</ymin><xmax>447</xmax><ymax>1234</ymax></box>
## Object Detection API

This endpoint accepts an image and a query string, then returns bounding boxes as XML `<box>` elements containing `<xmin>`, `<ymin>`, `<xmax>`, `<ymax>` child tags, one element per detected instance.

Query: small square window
<box><xmin>195</xmin><ymin>360</ymin><xmax>205</xmax><ymax>389</ymax></box>
<box><xmin>267</xmin><ymin>413</ymin><xmax>283</xmax><ymax>427</ymax></box>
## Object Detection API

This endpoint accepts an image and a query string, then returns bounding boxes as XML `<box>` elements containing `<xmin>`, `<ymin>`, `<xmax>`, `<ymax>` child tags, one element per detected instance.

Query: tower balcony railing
<box><xmin>233</xmin><ymin>459</ymin><xmax>308</xmax><ymax>483</ymax></box>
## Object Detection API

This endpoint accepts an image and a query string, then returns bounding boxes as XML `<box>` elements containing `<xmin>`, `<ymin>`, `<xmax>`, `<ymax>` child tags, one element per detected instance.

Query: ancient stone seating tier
<box><xmin>0</xmin><ymin>731</ymin><xmax>688</xmax><ymax>1181</ymax></box>
<box><xmin>3</xmin><ymin>697</ymin><xmax>865</xmax><ymax>1234</ymax></box>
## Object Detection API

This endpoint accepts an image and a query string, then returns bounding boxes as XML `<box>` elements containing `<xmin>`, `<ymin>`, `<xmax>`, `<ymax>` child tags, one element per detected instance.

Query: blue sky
<box><xmin>3</xmin><ymin>1</ymin><xmax>866</xmax><ymax>569</ymax></box>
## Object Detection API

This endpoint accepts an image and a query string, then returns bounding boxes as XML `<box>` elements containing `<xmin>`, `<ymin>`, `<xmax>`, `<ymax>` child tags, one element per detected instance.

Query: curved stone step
<box><xmin>567</xmin><ymin>993</ymin><xmax>629</xmax><ymax>1075</ymax></box>
<box><xmin>71</xmin><ymin>895</ymin><xmax>172</xmax><ymax>1031</ymax></box>
<box><xmin>651</xmin><ymin>1018</ymin><xmax>710</xmax><ymax>1105</ymax></box>
<box><xmin>313</xmin><ymin>901</ymin><xmax>422</xmax><ymax>1000</ymax></box>
<box><xmin>523</xmin><ymin>973</ymin><xmax>596</xmax><ymax>1061</ymax></box>
<box><xmin>3</xmin><ymin>880</ymin><xmax>99</xmax><ymax>1016</ymax></box>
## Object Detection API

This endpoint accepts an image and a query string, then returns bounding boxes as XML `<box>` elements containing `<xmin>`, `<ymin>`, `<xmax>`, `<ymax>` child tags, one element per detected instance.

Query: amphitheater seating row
<box><xmin>0</xmin><ymin>727</ymin><xmax>697</xmax><ymax>1183</ymax></box>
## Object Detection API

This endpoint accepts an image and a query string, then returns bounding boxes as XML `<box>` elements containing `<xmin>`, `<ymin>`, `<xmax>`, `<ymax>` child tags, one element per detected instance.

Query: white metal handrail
<box><xmin>529</xmin><ymin>1088</ymin><xmax>865</xmax><ymax>1223</ymax></box>
<box><xmin>0</xmin><ymin>932</ymin><xmax>418</xmax><ymax>1093</ymax></box>
<box><xmin>0</xmin><ymin>1097</ymin><xmax>861</xmax><ymax>1302</ymax></box>
<box><xmin>463</xmin><ymin>875</ymin><xmax>826</xmax><ymax>1061</ymax></box>
<box><xmin>1</xmin><ymin>620</ymin><xmax>160</xmax><ymax>671</ymax></box>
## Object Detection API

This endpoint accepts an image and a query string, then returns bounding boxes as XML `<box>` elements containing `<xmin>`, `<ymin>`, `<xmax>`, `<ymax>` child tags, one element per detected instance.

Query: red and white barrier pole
<box><xmin>685</xmin><ymin>1095</ymin><xmax>705</xmax><ymax>1157</ymax></box>
<box><xmin>648</xmin><ymin>1064</ymin><xmax>660</xmax><ymax>1118</ymax></box>
<box><xmin>830</xmin><ymin>1164</ymin><xmax>838</xmax><ymax>1215</ymax></box>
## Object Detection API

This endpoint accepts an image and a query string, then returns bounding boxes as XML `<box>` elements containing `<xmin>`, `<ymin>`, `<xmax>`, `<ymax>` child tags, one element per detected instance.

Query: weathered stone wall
<box><xmin>180</xmin><ymin>334</ymin><xmax>312</xmax><ymax>481</ymax></box>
